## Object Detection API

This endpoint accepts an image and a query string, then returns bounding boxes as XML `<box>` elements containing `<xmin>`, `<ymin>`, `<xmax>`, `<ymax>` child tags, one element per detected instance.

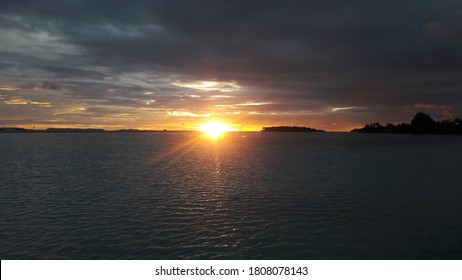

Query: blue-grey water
<box><xmin>1</xmin><ymin>132</ymin><xmax>461</xmax><ymax>259</ymax></box>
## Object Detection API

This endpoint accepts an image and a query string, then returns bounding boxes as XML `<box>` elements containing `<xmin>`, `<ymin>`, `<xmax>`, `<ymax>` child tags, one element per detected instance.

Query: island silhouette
<box><xmin>262</xmin><ymin>126</ymin><xmax>325</xmax><ymax>132</ymax></box>
<box><xmin>351</xmin><ymin>112</ymin><xmax>462</xmax><ymax>134</ymax></box>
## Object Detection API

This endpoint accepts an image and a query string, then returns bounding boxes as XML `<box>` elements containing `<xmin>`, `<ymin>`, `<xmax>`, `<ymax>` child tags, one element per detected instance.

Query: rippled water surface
<box><xmin>1</xmin><ymin>132</ymin><xmax>462</xmax><ymax>259</ymax></box>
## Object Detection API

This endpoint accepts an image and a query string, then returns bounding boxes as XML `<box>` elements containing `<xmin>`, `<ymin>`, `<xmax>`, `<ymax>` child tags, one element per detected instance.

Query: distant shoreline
<box><xmin>3</xmin><ymin>112</ymin><xmax>462</xmax><ymax>135</ymax></box>
<box><xmin>0</xmin><ymin>128</ymin><xmax>196</xmax><ymax>133</ymax></box>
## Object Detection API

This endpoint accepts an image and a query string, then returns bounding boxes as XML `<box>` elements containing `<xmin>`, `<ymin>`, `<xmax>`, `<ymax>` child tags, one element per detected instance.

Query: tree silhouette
<box><xmin>351</xmin><ymin>112</ymin><xmax>462</xmax><ymax>134</ymax></box>
<box><xmin>411</xmin><ymin>112</ymin><xmax>435</xmax><ymax>134</ymax></box>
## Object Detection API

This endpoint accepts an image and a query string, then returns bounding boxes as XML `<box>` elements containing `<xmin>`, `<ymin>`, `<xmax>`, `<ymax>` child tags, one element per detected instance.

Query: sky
<box><xmin>1</xmin><ymin>0</ymin><xmax>461</xmax><ymax>131</ymax></box>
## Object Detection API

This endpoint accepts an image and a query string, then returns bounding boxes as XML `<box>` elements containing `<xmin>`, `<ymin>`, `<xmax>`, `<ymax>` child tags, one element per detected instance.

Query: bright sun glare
<box><xmin>200</xmin><ymin>121</ymin><xmax>231</xmax><ymax>138</ymax></box>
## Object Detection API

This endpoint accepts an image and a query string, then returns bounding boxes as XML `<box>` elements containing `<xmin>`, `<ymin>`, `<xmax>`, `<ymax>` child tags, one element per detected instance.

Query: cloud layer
<box><xmin>1</xmin><ymin>0</ymin><xmax>462</xmax><ymax>130</ymax></box>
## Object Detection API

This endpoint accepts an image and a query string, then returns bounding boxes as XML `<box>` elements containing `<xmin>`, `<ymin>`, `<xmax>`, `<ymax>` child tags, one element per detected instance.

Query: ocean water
<box><xmin>1</xmin><ymin>132</ymin><xmax>461</xmax><ymax>259</ymax></box>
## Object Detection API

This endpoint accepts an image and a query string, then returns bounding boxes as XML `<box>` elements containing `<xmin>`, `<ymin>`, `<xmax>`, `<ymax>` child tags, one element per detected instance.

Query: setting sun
<box><xmin>200</xmin><ymin>121</ymin><xmax>232</xmax><ymax>138</ymax></box>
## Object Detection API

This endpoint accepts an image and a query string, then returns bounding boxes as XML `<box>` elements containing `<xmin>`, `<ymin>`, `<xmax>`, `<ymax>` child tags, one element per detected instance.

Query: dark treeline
<box><xmin>45</xmin><ymin>128</ymin><xmax>105</xmax><ymax>132</ymax></box>
<box><xmin>351</xmin><ymin>112</ymin><xmax>462</xmax><ymax>134</ymax></box>
<box><xmin>262</xmin><ymin>126</ymin><xmax>325</xmax><ymax>132</ymax></box>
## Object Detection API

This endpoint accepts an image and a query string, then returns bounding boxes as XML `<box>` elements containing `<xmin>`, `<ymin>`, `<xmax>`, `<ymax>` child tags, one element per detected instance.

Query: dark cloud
<box><xmin>19</xmin><ymin>80</ymin><xmax>61</xmax><ymax>90</ymax></box>
<box><xmin>1</xmin><ymin>0</ymin><xmax>462</xmax><ymax>130</ymax></box>
<box><xmin>38</xmin><ymin>66</ymin><xmax>108</xmax><ymax>80</ymax></box>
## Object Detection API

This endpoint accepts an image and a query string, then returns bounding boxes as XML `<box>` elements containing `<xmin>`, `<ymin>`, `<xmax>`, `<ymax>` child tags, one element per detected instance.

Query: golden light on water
<box><xmin>200</xmin><ymin>121</ymin><xmax>234</xmax><ymax>138</ymax></box>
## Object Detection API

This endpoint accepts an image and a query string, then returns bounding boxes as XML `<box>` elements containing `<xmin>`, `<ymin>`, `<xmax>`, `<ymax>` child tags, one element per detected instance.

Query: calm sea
<box><xmin>1</xmin><ymin>132</ymin><xmax>461</xmax><ymax>259</ymax></box>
